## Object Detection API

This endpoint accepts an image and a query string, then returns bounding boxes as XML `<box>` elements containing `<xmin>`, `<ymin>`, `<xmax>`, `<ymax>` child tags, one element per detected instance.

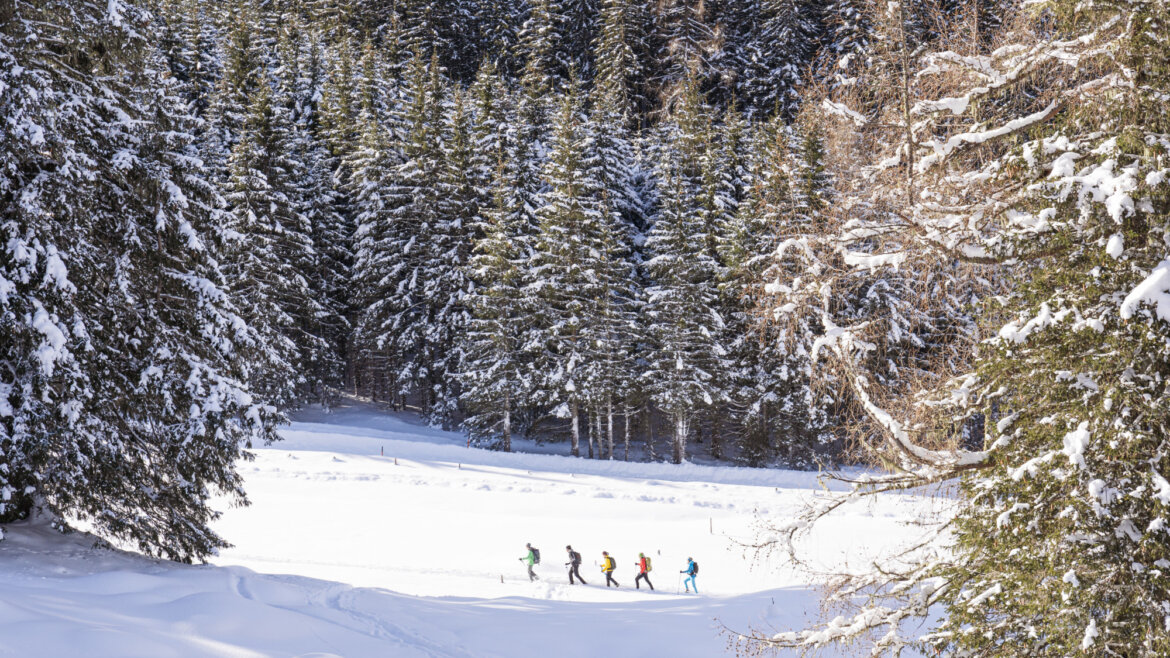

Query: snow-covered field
<box><xmin>0</xmin><ymin>400</ymin><xmax>946</xmax><ymax>657</ymax></box>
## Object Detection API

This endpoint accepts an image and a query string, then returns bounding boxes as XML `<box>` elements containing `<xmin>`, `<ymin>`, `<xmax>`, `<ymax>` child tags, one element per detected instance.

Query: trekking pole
<box><xmin>676</xmin><ymin>573</ymin><xmax>682</xmax><ymax>594</ymax></box>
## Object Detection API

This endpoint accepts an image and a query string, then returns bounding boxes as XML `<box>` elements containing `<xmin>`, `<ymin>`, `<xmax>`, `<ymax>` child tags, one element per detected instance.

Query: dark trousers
<box><xmin>569</xmin><ymin>564</ymin><xmax>586</xmax><ymax>584</ymax></box>
<box><xmin>635</xmin><ymin>572</ymin><xmax>653</xmax><ymax>590</ymax></box>
<box><xmin>605</xmin><ymin>572</ymin><xmax>619</xmax><ymax>587</ymax></box>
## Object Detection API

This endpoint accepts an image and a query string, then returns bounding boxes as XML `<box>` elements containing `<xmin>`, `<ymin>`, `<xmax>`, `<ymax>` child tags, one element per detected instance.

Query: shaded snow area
<box><xmin>0</xmin><ymin>400</ymin><xmax>943</xmax><ymax>657</ymax></box>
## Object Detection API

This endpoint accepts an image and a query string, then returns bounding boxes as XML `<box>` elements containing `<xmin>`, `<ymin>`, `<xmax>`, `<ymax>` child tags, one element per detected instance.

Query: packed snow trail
<box><xmin>0</xmin><ymin>400</ymin><xmax>940</xmax><ymax>657</ymax></box>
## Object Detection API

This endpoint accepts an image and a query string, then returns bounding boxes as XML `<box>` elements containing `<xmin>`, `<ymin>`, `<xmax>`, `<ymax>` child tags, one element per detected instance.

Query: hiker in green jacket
<box><xmin>519</xmin><ymin>543</ymin><xmax>538</xmax><ymax>582</ymax></box>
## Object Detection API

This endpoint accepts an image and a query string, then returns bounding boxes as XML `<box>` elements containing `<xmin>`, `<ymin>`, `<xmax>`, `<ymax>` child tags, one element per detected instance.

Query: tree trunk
<box><xmin>623</xmin><ymin>405</ymin><xmax>631</xmax><ymax>462</ymax></box>
<box><xmin>606</xmin><ymin>396</ymin><xmax>615</xmax><ymax>460</ymax></box>
<box><xmin>571</xmin><ymin>401</ymin><xmax>580</xmax><ymax>457</ymax></box>
<box><xmin>586</xmin><ymin>406</ymin><xmax>595</xmax><ymax>459</ymax></box>
<box><xmin>710</xmin><ymin>413</ymin><xmax>722</xmax><ymax>460</ymax></box>
<box><xmin>899</xmin><ymin>0</ymin><xmax>916</xmax><ymax>206</ymax></box>
<box><xmin>673</xmin><ymin>412</ymin><xmax>687</xmax><ymax>464</ymax></box>
<box><xmin>594</xmin><ymin>411</ymin><xmax>603</xmax><ymax>460</ymax></box>
<box><xmin>646</xmin><ymin>405</ymin><xmax>655</xmax><ymax>462</ymax></box>
<box><xmin>502</xmin><ymin>391</ymin><xmax>512</xmax><ymax>453</ymax></box>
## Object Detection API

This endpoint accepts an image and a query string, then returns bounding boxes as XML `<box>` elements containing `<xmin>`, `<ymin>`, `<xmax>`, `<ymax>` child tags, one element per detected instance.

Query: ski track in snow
<box><xmin>0</xmin><ymin>400</ymin><xmax>941</xmax><ymax>657</ymax></box>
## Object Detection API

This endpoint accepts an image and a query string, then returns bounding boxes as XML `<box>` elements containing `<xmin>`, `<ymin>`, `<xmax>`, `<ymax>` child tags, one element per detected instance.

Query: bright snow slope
<box><xmin>0</xmin><ymin>400</ymin><xmax>942</xmax><ymax>657</ymax></box>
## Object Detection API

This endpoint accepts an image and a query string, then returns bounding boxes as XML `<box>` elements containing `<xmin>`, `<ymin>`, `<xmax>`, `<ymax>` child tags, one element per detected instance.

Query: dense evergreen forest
<box><xmin>70</xmin><ymin>0</ymin><xmax>1019</xmax><ymax>469</ymax></box>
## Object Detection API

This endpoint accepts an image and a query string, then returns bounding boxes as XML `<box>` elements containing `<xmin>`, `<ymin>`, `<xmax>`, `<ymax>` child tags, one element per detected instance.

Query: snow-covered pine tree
<box><xmin>152</xmin><ymin>0</ymin><xmax>221</xmax><ymax>117</ymax></box>
<box><xmin>0</xmin><ymin>0</ymin><xmax>278</xmax><ymax>560</ymax></box>
<box><xmin>516</xmin><ymin>0</ymin><xmax>563</xmax><ymax>84</ymax></box>
<box><xmin>461</xmin><ymin>171</ymin><xmax>536</xmax><ymax>452</ymax></box>
<box><xmin>643</xmin><ymin>75</ymin><xmax>727</xmax><ymax>464</ymax></box>
<box><xmin>318</xmin><ymin>35</ymin><xmax>360</xmax><ymax>167</ymax></box>
<box><xmin>558</xmin><ymin>0</ymin><xmax>599</xmax><ymax>79</ymax></box>
<box><xmin>736</xmin><ymin>0</ymin><xmax>819</xmax><ymax>120</ymax></box>
<box><xmin>721</xmin><ymin>116</ymin><xmax>833</xmax><ymax>467</ymax></box>
<box><xmin>473</xmin><ymin>0</ymin><xmax>522</xmax><ymax>76</ymax></box>
<box><xmin>528</xmin><ymin>77</ymin><xmax>611</xmax><ymax>457</ymax></box>
<box><xmin>222</xmin><ymin>70</ymin><xmax>327</xmax><ymax>407</ymax></box>
<box><xmin>468</xmin><ymin>59</ymin><xmax>512</xmax><ymax>197</ymax></box>
<box><xmin>275</xmin><ymin>20</ymin><xmax>349</xmax><ymax>400</ymax></box>
<box><xmin>354</xmin><ymin>51</ymin><xmax>448</xmax><ymax>413</ymax></box>
<box><xmin>348</xmin><ymin>93</ymin><xmax>403</xmax><ymax>404</ymax></box>
<box><xmin>650</xmin><ymin>0</ymin><xmax>716</xmax><ymax>113</ymax></box>
<box><xmin>421</xmin><ymin>88</ymin><xmax>481</xmax><ymax>425</ymax></box>
<box><xmin>202</xmin><ymin>1</ymin><xmax>266</xmax><ymax>188</ymax></box>
<box><xmin>583</xmin><ymin>63</ymin><xmax>646</xmax><ymax>459</ymax></box>
<box><xmin>459</xmin><ymin>59</ymin><xmax>537</xmax><ymax>449</ymax></box>
<box><xmin>819</xmin><ymin>0</ymin><xmax>871</xmax><ymax>77</ymax></box>
<box><xmin>508</xmin><ymin>38</ymin><xmax>553</xmax><ymax>246</ymax></box>
<box><xmin>592</xmin><ymin>0</ymin><xmax>642</xmax><ymax>127</ymax></box>
<box><xmin>397</xmin><ymin>0</ymin><xmax>475</xmax><ymax>78</ymax></box>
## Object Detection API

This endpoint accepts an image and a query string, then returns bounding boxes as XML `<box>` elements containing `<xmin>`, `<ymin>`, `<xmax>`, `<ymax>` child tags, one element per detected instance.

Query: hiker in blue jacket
<box><xmin>680</xmin><ymin>557</ymin><xmax>698</xmax><ymax>593</ymax></box>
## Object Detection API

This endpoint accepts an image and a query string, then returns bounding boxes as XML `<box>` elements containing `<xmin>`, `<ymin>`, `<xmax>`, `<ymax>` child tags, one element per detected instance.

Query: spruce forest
<box><xmin>4</xmin><ymin>0</ymin><xmax>1170</xmax><ymax>655</ymax></box>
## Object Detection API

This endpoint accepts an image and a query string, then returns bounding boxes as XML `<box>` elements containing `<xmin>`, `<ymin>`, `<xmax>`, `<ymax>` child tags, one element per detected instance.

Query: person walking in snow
<box><xmin>634</xmin><ymin>553</ymin><xmax>654</xmax><ymax>590</ymax></box>
<box><xmin>565</xmin><ymin>545</ymin><xmax>586</xmax><ymax>585</ymax></box>
<box><xmin>680</xmin><ymin>557</ymin><xmax>698</xmax><ymax>593</ymax></box>
<box><xmin>520</xmin><ymin>543</ymin><xmax>538</xmax><ymax>582</ymax></box>
<box><xmin>601</xmin><ymin>551</ymin><xmax>619</xmax><ymax>587</ymax></box>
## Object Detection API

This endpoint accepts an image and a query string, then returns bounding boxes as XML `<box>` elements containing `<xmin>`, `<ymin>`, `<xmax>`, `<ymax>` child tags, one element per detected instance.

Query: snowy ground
<box><xmin>0</xmin><ymin>399</ymin><xmax>947</xmax><ymax>657</ymax></box>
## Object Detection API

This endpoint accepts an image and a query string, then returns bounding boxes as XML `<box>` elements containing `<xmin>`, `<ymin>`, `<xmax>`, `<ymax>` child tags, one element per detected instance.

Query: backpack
<box><xmin>570</xmin><ymin>551</ymin><xmax>581</xmax><ymax>565</ymax></box>
<box><xmin>644</xmin><ymin>557</ymin><xmax>652</xmax><ymax>572</ymax></box>
<box><xmin>605</xmin><ymin>556</ymin><xmax>615</xmax><ymax>571</ymax></box>
<box><xmin>691</xmin><ymin>561</ymin><xmax>698</xmax><ymax>575</ymax></box>
<box><xmin>532</xmin><ymin>548</ymin><xmax>541</xmax><ymax>564</ymax></box>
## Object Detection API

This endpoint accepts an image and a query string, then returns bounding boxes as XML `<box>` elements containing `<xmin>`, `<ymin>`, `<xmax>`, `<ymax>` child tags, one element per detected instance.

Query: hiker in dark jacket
<box><xmin>565</xmin><ymin>545</ymin><xmax>586</xmax><ymax>585</ymax></box>
<box><xmin>601</xmin><ymin>551</ymin><xmax>619</xmax><ymax>587</ymax></box>
<box><xmin>634</xmin><ymin>553</ymin><xmax>654</xmax><ymax>590</ymax></box>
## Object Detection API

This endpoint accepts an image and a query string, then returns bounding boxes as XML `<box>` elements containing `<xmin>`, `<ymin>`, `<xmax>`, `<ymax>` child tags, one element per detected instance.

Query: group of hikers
<box><xmin>519</xmin><ymin>543</ymin><xmax>699</xmax><ymax>593</ymax></box>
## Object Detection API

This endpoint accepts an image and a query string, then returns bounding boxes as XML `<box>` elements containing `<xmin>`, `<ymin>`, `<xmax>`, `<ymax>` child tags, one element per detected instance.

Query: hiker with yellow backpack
<box><xmin>634</xmin><ymin>553</ymin><xmax>654</xmax><ymax>590</ymax></box>
<box><xmin>600</xmin><ymin>551</ymin><xmax>619</xmax><ymax>587</ymax></box>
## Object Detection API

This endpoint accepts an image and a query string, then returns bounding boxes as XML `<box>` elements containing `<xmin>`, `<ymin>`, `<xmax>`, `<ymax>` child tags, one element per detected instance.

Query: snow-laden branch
<box><xmin>821</xmin><ymin>99</ymin><xmax>867</xmax><ymax>127</ymax></box>
<box><xmin>917</xmin><ymin>102</ymin><xmax>1058</xmax><ymax>173</ymax></box>
<box><xmin>912</xmin><ymin>14</ymin><xmax>1123</xmax><ymax>120</ymax></box>
<box><xmin>813</xmin><ymin>314</ymin><xmax>993</xmax><ymax>475</ymax></box>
